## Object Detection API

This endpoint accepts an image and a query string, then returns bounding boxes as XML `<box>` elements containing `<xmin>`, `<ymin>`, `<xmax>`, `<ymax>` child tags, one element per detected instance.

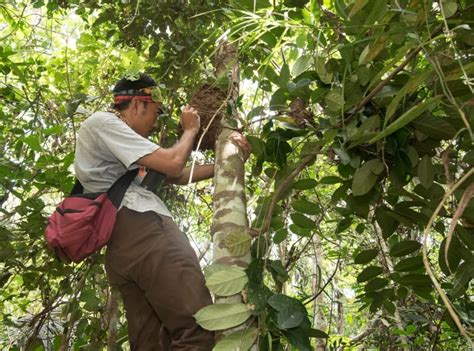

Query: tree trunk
<box><xmin>211</xmin><ymin>41</ymin><xmax>253</xmax><ymax>337</ymax></box>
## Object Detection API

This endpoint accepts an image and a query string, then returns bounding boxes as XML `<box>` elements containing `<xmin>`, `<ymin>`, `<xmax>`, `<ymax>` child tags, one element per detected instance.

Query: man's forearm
<box><xmin>170</xmin><ymin>129</ymin><xmax>199</xmax><ymax>170</ymax></box>
<box><xmin>168</xmin><ymin>164</ymin><xmax>215</xmax><ymax>185</ymax></box>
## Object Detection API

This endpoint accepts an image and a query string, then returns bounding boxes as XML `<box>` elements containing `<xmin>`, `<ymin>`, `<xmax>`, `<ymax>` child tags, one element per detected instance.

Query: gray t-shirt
<box><xmin>74</xmin><ymin>111</ymin><xmax>172</xmax><ymax>218</ymax></box>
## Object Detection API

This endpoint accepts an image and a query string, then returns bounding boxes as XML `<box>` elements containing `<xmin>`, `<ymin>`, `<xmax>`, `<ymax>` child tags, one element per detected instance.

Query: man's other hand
<box><xmin>229</xmin><ymin>132</ymin><xmax>252</xmax><ymax>162</ymax></box>
<box><xmin>181</xmin><ymin>106</ymin><xmax>200</xmax><ymax>133</ymax></box>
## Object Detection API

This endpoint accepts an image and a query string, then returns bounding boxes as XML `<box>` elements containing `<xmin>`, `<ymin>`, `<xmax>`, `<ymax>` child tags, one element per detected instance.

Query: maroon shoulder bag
<box><xmin>45</xmin><ymin>169</ymin><xmax>138</xmax><ymax>263</ymax></box>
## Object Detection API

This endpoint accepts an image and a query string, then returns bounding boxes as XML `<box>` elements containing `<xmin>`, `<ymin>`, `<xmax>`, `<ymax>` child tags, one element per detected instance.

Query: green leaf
<box><xmin>246</xmin><ymin>136</ymin><xmax>265</xmax><ymax>157</ymax></box>
<box><xmin>348</xmin><ymin>0</ymin><xmax>368</xmax><ymax>18</ymax></box>
<box><xmin>364</xmin><ymin>0</ymin><xmax>387</xmax><ymax>25</ymax></box>
<box><xmin>365</xmin><ymin>278</ymin><xmax>389</xmax><ymax>292</ymax></box>
<box><xmin>225</xmin><ymin>231</ymin><xmax>252</xmax><ymax>257</ymax></box>
<box><xmin>357</xmin><ymin>266</ymin><xmax>384</xmax><ymax>283</ymax></box>
<box><xmin>268</xmin><ymin>294</ymin><xmax>307</xmax><ymax>329</ymax></box>
<box><xmin>335</xmin><ymin>217</ymin><xmax>352</xmax><ymax>233</ymax></box>
<box><xmin>292</xmin><ymin>55</ymin><xmax>313</xmax><ymax>77</ymax></box>
<box><xmin>23</xmin><ymin>135</ymin><xmax>42</xmax><ymax>152</ymax></box>
<box><xmin>398</xmin><ymin>274</ymin><xmax>432</xmax><ymax>287</ymax></box>
<box><xmin>452</xmin><ymin>259</ymin><xmax>474</xmax><ymax>298</ymax></box>
<box><xmin>308</xmin><ymin>328</ymin><xmax>329</xmax><ymax>339</ymax></box>
<box><xmin>204</xmin><ymin>263</ymin><xmax>228</xmax><ymax>279</ymax></box>
<box><xmin>289</xmin><ymin>224</ymin><xmax>312</xmax><ymax>237</ymax></box>
<box><xmin>325</xmin><ymin>90</ymin><xmax>345</xmax><ymax>112</ymax></box>
<box><xmin>268</xmin><ymin>294</ymin><xmax>301</xmax><ymax>312</ymax></box>
<box><xmin>443</xmin><ymin>1</ymin><xmax>458</xmax><ymax>18</ymax></box>
<box><xmin>390</xmin><ymin>240</ymin><xmax>421</xmax><ymax>257</ymax></box>
<box><xmin>354</xmin><ymin>249</ymin><xmax>379</xmax><ymax>264</ymax></box>
<box><xmin>315</xmin><ymin>58</ymin><xmax>333</xmax><ymax>84</ymax></box>
<box><xmin>278</xmin><ymin>305</ymin><xmax>306</xmax><ymax>329</ymax></box>
<box><xmin>319</xmin><ymin>176</ymin><xmax>343</xmax><ymax>184</ymax></box>
<box><xmin>80</xmin><ymin>289</ymin><xmax>101</xmax><ymax>311</ymax></box>
<box><xmin>194</xmin><ymin>303</ymin><xmax>251</xmax><ymax>331</ymax></box>
<box><xmin>394</xmin><ymin>256</ymin><xmax>424</xmax><ymax>272</ymax></box>
<box><xmin>270</xmin><ymin>88</ymin><xmax>288</xmax><ymax>110</ymax></box>
<box><xmin>213</xmin><ymin>327</ymin><xmax>258</xmax><ymax>351</ymax></box>
<box><xmin>385</xmin><ymin>70</ymin><xmax>433</xmax><ymax>123</ymax></box>
<box><xmin>359</xmin><ymin>37</ymin><xmax>386</xmax><ymax>65</ymax></box>
<box><xmin>206</xmin><ymin>266</ymin><xmax>248</xmax><ymax>297</ymax></box>
<box><xmin>292</xmin><ymin>178</ymin><xmax>318</xmax><ymax>190</ymax></box>
<box><xmin>291</xmin><ymin>198</ymin><xmax>320</xmax><ymax>215</ymax></box>
<box><xmin>412</xmin><ymin>115</ymin><xmax>457</xmax><ymax>140</ymax></box>
<box><xmin>291</xmin><ymin>213</ymin><xmax>315</xmax><ymax>229</ymax></box>
<box><xmin>462</xmin><ymin>151</ymin><xmax>474</xmax><ymax>166</ymax></box>
<box><xmin>273</xmin><ymin>228</ymin><xmax>288</xmax><ymax>244</ymax></box>
<box><xmin>417</xmin><ymin>155</ymin><xmax>434</xmax><ymax>189</ymax></box>
<box><xmin>352</xmin><ymin>159</ymin><xmax>383</xmax><ymax>196</ymax></box>
<box><xmin>284</xmin><ymin>321</ymin><xmax>312</xmax><ymax>351</ymax></box>
<box><xmin>369</xmin><ymin>96</ymin><xmax>443</xmax><ymax>144</ymax></box>
<box><xmin>278</xmin><ymin>63</ymin><xmax>290</xmax><ymax>87</ymax></box>
<box><xmin>375</xmin><ymin>207</ymin><xmax>399</xmax><ymax>238</ymax></box>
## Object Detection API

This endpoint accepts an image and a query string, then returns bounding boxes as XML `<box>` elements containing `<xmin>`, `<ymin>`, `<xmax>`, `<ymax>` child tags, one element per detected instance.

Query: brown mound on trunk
<box><xmin>186</xmin><ymin>84</ymin><xmax>227</xmax><ymax>151</ymax></box>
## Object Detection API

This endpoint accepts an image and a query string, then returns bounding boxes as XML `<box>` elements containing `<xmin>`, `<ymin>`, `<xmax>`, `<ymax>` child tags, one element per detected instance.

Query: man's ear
<box><xmin>130</xmin><ymin>97</ymin><xmax>142</xmax><ymax>113</ymax></box>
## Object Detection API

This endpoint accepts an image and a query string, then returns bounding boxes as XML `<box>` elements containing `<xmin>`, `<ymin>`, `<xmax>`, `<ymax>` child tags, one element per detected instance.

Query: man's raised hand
<box><xmin>180</xmin><ymin>105</ymin><xmax>200</xmax><ymax>133</ymax></box>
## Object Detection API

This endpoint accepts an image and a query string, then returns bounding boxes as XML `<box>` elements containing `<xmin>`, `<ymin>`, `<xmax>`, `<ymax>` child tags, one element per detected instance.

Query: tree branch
<box><xmin>259</xmin><ymin>153</ymin><xmax>318</xmax><ymax>236</ymax></box>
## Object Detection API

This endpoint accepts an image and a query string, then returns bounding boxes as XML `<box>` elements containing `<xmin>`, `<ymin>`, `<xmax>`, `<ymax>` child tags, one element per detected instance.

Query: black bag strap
<box><xmin>69</xmin><ymin>168</ymin><xmax>139</xmax><ymax>208</ymax></box>
<box><xmin>107</xmin><ymin>168</ymin><xmax>139</xmax><ymax>208</ymax></box>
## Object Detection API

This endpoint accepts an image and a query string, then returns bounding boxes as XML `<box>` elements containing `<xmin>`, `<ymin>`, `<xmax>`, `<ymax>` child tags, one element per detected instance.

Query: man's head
<box><xmin>111</xmin><ymin>73</ymin><xmax>164</xmax><ymax>137</ymax></box>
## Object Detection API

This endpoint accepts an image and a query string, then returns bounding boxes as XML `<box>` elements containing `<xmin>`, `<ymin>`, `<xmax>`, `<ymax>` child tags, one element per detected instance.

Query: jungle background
<box><xmin>0</xmin><ymin>0</ymin><xmax>473</xmax><ymax>350</ymax></box>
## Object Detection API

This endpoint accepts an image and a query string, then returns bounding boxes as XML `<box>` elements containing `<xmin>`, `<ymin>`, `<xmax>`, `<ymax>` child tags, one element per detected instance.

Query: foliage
<box><xmin>1</xmin><ymin>0</ymin><xmax>473</xmax><ymax>350</ymax></box>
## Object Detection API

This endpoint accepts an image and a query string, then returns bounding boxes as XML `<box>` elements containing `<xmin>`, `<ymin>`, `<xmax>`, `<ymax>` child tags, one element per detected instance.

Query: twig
<box><xmin>345</xmin><ymin>24</ymin><xmax>443</xmax><ymax>122</ymax></box>
<box><xmin>422</xmin><ymin>168</ymin><xmax>474</xmax><ymax>347</ymax></box>
<box><xmin>304</xmin><ymin>253</ymin><xmax>341</xmax><ymax>305</ymax></box>
<box><xmin>444</xmin><ymin>183</ymin><xmax>474</xmax><ymax>274</ymax></box>
<box><xmin>123</xmin><ymin>0</ymin><xmax>141</xmax><ymax>29</ymax></box>
<box><xmin>258</xmin><ymin>153</ymin><xmax>318</xmax><ymax>236</ymax></box>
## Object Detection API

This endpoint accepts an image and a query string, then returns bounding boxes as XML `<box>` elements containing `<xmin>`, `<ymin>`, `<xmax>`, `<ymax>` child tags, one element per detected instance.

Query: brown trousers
<box><xmin>105</xmin><ymin>208</ymin><xmax>214</xmax><ymax>350</ymax></box>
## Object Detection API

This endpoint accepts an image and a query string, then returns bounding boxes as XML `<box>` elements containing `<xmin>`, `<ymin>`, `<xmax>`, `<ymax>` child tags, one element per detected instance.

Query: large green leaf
<box><xmin>194</xmin><ymin>303</ymin><xmax>251</xmax><ymax>331</ymax></box>
<box><xmin>389</xmin><ymin>240</ymin><xmax>421</xmax><ymax>257</ymax></box>
<box><xmin>412</xmin><ymin>115</ymin><xmax>457</xmax><ymax>140</ymax></box>
<box><xmin>292</xmin><ymin>178</ymin><xmax>318</xmax><ymax>190</ymax></box>
<box><xmin>354</xmin><ymin>249</ymin><xmax>379</xmax><ymax>264</ymax></box>
<box><xmin>206</xmin><ymin>266</ymin><xmax>248</xmax><ymax>297</ymax></box>
<box><xmin>352</xmin><ymin>159</ymin><xmax>383</xmax><ymax>196</ymax></box>
<box><xmin>417</xmin><ymin>155</ymin><xmax>434</xmax><ymax>189</ymax></box>
<box><xmin>348</xmin><ymin>0</ymin><xmax>368</xmax><ymax>18</ymax></box>
<box><xmin>452</xmin><ymin>259</ymin><xmax>474</xmax><ymax>298</ymax></box>
<box><xmin>291</xmin><ymin>55</ymin><xmax>313</xmax><ymax>77</ymax></box>
<box><xmin>394</xmin><ymin>256</ymin><xmax>424</xmax><ymax>272</ymax></box>
<box><xmin>291</xmin><ymin>198</ymin><xmax>320</xmax><ymax>215</ymax></box>
<box><xmin>213</xmin><ymin>327</ymin><xmax>258</xmax><ymax>351</ymax></box>
<box><xmin>278</xmin><ymin>305</ymin><xmax>306</xmax><ymax>329</ymax></box>
<box><xmin>324</xmin><ymin>89</ymin><xmax>345</xmax><ymax>112</ymax></box>
<box><xmin>291</xmin><ymin>213</ymin><xmax>315</xmax><ymax>229</ymax></box>
<box><xmin>225</xmin><ymin>231</ymin><xmax>252</xmax><ymax>257</ymax></box>
<box><xmin>308</xmin><ymin>328</ymin><xmax>329</xmax><ymax>339</ymax></box>
<box><xmin>369</xmin><ymin>96</ymin><xmax>443</xmax><ymax>144</ymax></box>
<box><xmin>385</xmin><ymin>70</ymin><xmax>433</xmax><ymax>123</ymax></box>
<box><xmin>357</xmin><ymin>266</ymin><xmax>384</xmax><ymax>283</ymax></box>
<box><xmin>375</xmin><ymin>207</ymin><xmax>399</xmax><ymax>238</ymax></box>
<box><xmin>365</xmin><ymin>278</ymin><xmax>389</xmax><ymax>292</ymax></box>
<box><xmin>398</xmin><ymin>274</ymin><xmax>432</xmax><ymax>288</ymax></box>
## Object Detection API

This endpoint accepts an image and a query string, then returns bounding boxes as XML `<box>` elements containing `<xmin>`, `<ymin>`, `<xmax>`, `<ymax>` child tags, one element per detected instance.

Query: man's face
<box><xmin>134</xmin><ymin>100</ymin><xmax>163</xmax><ymax>137</ymax></box>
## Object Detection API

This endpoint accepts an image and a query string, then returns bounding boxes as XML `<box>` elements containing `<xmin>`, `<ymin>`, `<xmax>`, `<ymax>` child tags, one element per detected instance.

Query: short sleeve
<box><xmin>95</xmin><ymin>115</ymin><xmax>159</xmax><ymax>169</ymax></box>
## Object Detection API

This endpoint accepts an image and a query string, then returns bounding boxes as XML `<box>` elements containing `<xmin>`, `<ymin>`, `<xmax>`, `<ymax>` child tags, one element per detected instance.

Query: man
<box><xmin>74</xmin><ymin>74</ymin><xmax>251</xmax><ymax>350</ymax></box>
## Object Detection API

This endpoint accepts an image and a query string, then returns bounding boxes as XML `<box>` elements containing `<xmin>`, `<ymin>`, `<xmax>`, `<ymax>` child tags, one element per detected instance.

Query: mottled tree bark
<box><xmin>211</xmin><ymin>42</ymin><xmax>254</xmax><ymax>344</ymax></box>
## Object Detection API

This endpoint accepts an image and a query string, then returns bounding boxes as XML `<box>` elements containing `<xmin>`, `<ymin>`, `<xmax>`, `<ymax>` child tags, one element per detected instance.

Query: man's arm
<box><xmin>137</xmin><ymin>106</ymin><xmax>200</xmax><ymax>177</ymax></box>
<box><xmin>166</xmin><ymin>164</ymin><xmax>215</xmax><ymax>185</ymax></box>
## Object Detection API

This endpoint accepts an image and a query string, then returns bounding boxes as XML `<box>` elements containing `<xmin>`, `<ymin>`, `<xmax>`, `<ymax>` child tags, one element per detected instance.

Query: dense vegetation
<box><xmin>1</xmin><ymin>0</ymin><xmax>473</xmax><ymax>349</ymax></box>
